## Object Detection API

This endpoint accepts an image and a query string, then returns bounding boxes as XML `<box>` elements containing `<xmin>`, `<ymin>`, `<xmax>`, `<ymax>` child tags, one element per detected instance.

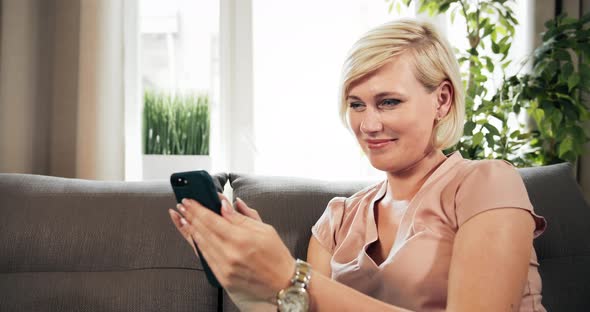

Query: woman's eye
<box><xmin>380</xmin><ymin>99</ymin><xmax>401</xmax><ymax>107</ymax></box>
<box><xmin>349</xmin><ymin>102</ymin><xmax>365</xmax><ymax>111</ymax></box>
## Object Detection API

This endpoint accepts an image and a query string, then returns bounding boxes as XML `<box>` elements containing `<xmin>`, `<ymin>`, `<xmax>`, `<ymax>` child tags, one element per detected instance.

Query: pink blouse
<box><xmin>312</xmin><ymin>151</ymin><xmax>547</xmax><ymax>312</ymax></box>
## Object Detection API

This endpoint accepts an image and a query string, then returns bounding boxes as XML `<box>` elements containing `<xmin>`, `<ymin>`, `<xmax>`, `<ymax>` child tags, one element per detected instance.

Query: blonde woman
<box><xmin>169</xmin><ymin>19</ymin><xmax>547</xmax><ymax>312</ymax></box>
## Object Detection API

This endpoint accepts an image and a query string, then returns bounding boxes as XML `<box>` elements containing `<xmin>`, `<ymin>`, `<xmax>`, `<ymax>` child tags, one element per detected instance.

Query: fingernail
<box><xmin>177</xmin><ymin>204</ymin><xmax>186</xmax><ymax>212</ymax></box>
<box><xmin>180</xmin><ymin>218</ymin><xmax>188</xmax><ymax>226</ymax></box>
<box><xmin>182</xmin><ymin>198</ymin><xmax>189</xmax><ymax>205</ymax></box>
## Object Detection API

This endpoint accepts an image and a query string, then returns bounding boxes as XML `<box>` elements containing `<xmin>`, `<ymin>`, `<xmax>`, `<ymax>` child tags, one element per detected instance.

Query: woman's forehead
<box><xmin>348</xmin><ymin>58</ymin><xmax>418</xmax><ymax>96</ymax></box>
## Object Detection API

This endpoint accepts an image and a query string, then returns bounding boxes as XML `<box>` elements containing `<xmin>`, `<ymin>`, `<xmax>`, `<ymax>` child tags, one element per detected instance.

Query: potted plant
<box><xmin>142</xmin><ymin>90</ymin><xmax>211</xmax><ymax>180</ymax></box>
<box><xmin>388</xmin><ymin>0</ymin><xmax>590</xmax><ymax>167</ymax></box>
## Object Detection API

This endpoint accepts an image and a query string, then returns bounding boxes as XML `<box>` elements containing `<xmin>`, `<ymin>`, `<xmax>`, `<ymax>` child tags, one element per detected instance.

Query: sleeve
<box><xmin>311</xmin><ymin>197</ymin><xmax>346</xmax><ymax>254</ymax></box>
<box><xmin>455</xmin><ymin>160</ymin><xmax>547</xmax><ymax>238</ymax></box>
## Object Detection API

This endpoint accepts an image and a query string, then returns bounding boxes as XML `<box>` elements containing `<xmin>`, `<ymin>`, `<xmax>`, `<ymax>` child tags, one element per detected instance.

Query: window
<box><xmin>251</xmin><ymin>0</ymin><xmax>415</xmax><ymax>180</ymax></box>
<box><xmin>136</xmin><ymin>0</ymin><xmax>220</xmax><ymax>180</ymax></box>
<box><xmin>126</xmin><ymin>0</ymin><xmax>532</xmax><ymax>181</ymax></box>
<box><xmin>140</xmin><ymin>0</ymin><xmax>219</xmax><ymax>95</ymax></box>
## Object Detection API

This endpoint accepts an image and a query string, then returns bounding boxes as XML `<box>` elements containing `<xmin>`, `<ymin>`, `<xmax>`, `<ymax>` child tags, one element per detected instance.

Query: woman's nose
<box><xmin>360</xmin><ymin>110</ymin><xmax>383</xmax><ymax>133</ymax></box>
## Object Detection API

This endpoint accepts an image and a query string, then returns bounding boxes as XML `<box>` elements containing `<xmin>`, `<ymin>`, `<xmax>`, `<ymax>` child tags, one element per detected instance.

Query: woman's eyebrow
<box><xmin>347</xmin><ymin>91</ymin><xmax>405</xmax><ymax>101</ymax></box>
<box><xmin>374</xmin><ymin>91</ymin><xmax>404</xmax><ymax>99</ymax></box>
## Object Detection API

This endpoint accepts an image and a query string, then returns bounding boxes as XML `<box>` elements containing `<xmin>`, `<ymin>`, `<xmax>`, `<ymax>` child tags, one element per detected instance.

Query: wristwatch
<box><xmin>276</xmin><ymin>259</ymin><xmax>312</xmax><ymax>312</ymax></box>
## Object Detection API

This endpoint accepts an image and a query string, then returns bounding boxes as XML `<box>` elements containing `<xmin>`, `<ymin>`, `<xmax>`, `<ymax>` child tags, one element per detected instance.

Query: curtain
<box><xmin>0</xmin><ymin>0</ymin><xmax>125</xmax><ymax>180</ymax></box>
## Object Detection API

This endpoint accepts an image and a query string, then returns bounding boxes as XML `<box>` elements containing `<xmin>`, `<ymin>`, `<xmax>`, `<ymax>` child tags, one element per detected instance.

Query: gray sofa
<box><xmin>1</xmin><ymin>163</ymin><xmax>589</xmax><ymax>311</ymax></box>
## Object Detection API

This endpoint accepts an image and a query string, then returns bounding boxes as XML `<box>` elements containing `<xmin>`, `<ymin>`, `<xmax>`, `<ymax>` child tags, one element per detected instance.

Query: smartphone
<box><xmin>170</xmin><ymin>170</ymin><xmax>222</xmax><ymax>288</ymax></box>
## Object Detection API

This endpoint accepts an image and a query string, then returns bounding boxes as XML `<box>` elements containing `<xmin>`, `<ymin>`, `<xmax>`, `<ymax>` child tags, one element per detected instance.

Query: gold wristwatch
<box><xmin>276</xmin><ymin>259</ymin><xmax>312</xmax><ymax>312</ymax></box>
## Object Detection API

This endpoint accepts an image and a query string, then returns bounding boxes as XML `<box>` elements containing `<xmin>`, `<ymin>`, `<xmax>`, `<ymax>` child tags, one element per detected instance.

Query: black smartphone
<box><xmin>170</xmin><ymin>170</ymin><xmax>222</xmax><ymax>288</ymax></box>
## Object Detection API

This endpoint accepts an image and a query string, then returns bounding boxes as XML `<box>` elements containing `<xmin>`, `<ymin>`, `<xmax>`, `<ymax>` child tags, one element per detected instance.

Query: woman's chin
<box><xmin>367</xmin><ymin>158</ymin><xmax>398</xmax><ymax>173</ymax></box>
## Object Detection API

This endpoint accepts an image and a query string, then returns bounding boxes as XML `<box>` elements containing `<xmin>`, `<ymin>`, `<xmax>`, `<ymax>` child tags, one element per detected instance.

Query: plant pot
<box><xmin>142</xmin><ymin>155</ymin><xmax>212</xmax><ymax>180</ymax></box>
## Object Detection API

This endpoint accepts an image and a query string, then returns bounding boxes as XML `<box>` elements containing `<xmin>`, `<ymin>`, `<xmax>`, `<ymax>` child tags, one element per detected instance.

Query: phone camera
<box><xmin>173</xmin><ymin>177</ymin><xmax>188</xmax><ymax>186</ymax></box>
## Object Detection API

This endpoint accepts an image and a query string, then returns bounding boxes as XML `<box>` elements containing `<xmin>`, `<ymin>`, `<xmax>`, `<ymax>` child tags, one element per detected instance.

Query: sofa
<box><xmin>1</xmin><ymin>162</ymin><xmax>589</xmax><ymax>312</ymax></box>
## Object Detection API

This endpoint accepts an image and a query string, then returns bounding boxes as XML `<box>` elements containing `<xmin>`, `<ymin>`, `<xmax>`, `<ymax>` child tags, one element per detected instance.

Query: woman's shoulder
<box><xmin>313</xmin><ymin>181</ymin><xmax>385</xmax><ymax>252</ymax></box>
<box><xmin>327</xmin><ymin>181</ymin><xmax>384</xmax><ymax>211</ymax></box>
<box><xmin>455</xmin><ymin>157</ymin><xmax>521</xmax><ymax>184</ymax></box>
<box><xmin>346</xmin><ymin>180</ymin><xmax>385</xmax><ymax>206</ymax></box>
<box><xmin>450</xmin><ymin>157</ymin><xmax>545</xmax><ymax>232</ymax></box>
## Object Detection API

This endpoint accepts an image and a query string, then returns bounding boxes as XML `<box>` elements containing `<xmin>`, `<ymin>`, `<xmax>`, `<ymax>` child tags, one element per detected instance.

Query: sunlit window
<box><xmin>139</xmin><ymin>0</ymin><xmax>219</xmax><ymax>179</ymax></box>
<box><xmin>140</xmin><ymin>0</ymin><xmax>219</xmax><ymax>95</ymax></box>
<box><xmin>132</xmin><ymin>0</ymin><xmax>531</xmax><ymax>180</ymax></box>
<box><xmin>252</xmin><ymin>0</ymin><xmax>414</xmax><ymax>180</ymax></box>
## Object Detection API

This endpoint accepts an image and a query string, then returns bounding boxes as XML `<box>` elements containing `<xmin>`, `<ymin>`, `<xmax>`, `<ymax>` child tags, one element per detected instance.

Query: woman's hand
<box><xmin>168</xmin><ymin>194</ymin><xmax>295</xmax><ymax>309</ymax></box>
<box><xmin>168</xmin><ymin>194</ymin><xmax>263</xmax><ymax>257</ymax></box>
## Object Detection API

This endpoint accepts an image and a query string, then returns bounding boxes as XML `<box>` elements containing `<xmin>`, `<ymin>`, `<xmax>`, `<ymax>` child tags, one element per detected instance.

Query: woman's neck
<box><xmin>384</xmin><ymin>149</ymin><xmax>447</xmax><ymax>202</ymax></box>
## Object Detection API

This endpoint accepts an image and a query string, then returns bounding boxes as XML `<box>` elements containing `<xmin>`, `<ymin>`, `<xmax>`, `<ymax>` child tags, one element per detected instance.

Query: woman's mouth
<box><xmin>366</xmin><ymin>139</ymin><xmax>397</xmax><ymax>150</ymax></box>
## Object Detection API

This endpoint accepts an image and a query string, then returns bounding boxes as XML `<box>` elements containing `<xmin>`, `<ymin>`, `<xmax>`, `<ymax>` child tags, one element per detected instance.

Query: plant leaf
<box><xmin>558</xmin><ymin>135</ymin><xmax>574</xmax><ymax>158</ymax></box>
<box><xmin>568</xmin><ymin>73</ymin><xmax>580</xmax><ymax>92</ymax></box>
<box><xmin>473</xmin><ymin>132</ymin><xmax>484</xmax><ymax>146</ymax></box>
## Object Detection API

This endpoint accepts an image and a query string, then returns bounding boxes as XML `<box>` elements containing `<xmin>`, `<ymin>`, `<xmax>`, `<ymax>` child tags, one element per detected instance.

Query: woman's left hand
<box><xmin>168</xmin><ymin>194</ymin><xmax>295</xmax><ymax>305</ymax></box>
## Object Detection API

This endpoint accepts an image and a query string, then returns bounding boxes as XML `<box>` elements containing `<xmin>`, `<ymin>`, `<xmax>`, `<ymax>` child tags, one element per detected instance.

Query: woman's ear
<box><xmin>436</xmin><ymin>80</ymin><xmax>453</xmax><ymax>119</ymax></box>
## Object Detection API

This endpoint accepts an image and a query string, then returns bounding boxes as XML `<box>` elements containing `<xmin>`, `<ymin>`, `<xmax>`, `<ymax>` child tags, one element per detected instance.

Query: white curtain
<box><xmin>0</xmin><ymin>0</ymin><xmax>125</xmax><ymax>180</ymax></box>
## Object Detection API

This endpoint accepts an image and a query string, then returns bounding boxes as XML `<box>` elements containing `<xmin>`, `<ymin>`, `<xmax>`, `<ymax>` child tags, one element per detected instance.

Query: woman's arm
<box><xmin>446</xmin><ymin>207</ymin><xmax>535</xmax><ymax>311</ymax></box>
<box><xmin>306</xmin><ymin>236</ymin><xmax>332</xmax><ymax>277</ymax></box>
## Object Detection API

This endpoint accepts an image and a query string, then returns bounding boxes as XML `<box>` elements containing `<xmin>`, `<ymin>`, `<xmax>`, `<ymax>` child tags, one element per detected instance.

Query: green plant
<box><xmin>498</xmin><ymin>13</ymin><xmax>590</xmax><ymax>164</ymax></box>
<box><xmin>387</xmin><ymin>0</ymin><xmax>590</xmax><ymax>166</ymax></box>
<box><xmin>143</xmin><ymin>90</ymin><xmax>210</xmax><ymax>155</ymax></box>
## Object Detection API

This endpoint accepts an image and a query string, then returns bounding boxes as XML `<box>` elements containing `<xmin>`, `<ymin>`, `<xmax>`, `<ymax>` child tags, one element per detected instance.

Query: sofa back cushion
<box><xmin>519</xmin><ymin>162</ymin><xmax>590</xmax><ymax>311</ymax></box>
<box><xmin>0</xmin><ymin>173</ymin><xmax>227</xmax><ymax>312</ymax></box>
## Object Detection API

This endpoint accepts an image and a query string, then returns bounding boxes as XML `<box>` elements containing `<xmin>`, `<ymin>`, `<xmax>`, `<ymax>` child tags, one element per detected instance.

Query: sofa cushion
<box><xmin>0</xmin><ymin>173</ymin><xmax>227</xmax><ymax>312</ymax></box>
<box><xmin>518</xmin><ymin>162</ymin><xmax>590</xmax><ymax>311</ymax></box>
<box><xmin>0</xmin><ymin>270</ymin><xmax>218</xmax><ymax>312</ymax></box>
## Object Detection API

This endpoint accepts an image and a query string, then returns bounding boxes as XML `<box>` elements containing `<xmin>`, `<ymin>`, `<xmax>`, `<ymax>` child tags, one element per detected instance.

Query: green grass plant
<box><xmin>143</xmin><ymin>90</ymin><xmax>210</xmax><ymax>155</ymax></box>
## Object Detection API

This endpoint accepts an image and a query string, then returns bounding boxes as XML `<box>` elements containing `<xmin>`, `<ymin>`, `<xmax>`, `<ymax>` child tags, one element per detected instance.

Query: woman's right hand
<box><xmin>168</xmin><ymin>194</ymin><xmax>274</xmax><ymax>312</ymax></box>
<box><xmin>213</xmin><ymin>195</ymin><xmax>276</xmax><ymax>311</ymax></box>
<box><xmin>168</xmin><ymin>193</ymin><xmax>262</xmax><ymax>256</ymax></box>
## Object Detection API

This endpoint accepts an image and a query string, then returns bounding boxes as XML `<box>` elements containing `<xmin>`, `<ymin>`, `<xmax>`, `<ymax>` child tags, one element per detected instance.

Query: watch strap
<box><xmin>291</xmin><ymin>259</ymin><xmax>312</xmax><ymax>288</ymax></box>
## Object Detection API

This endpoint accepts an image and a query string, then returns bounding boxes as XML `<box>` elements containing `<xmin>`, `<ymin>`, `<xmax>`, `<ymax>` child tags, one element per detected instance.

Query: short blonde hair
<box><xmin>339</xmin><ymin>19</ymin><xmax>465</xmax><ymax>150</ymax></box>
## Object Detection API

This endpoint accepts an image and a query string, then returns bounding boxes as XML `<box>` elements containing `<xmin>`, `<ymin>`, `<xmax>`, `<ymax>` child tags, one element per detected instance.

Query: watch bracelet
<box><xmin>274</xmin><ymin>259</ymin><xmax>312</xmax><ymax>306</ymax></box>
<box><xmin>291</xmin><ymin>259</ymin><xmax>312</xmax><ymax>286</ymax></box>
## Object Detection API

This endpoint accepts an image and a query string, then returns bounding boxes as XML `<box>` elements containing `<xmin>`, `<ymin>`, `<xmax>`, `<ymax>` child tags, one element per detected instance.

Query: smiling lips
<box><xmin>366</xmin><ymin>139</ymin><xmax>397</xmax><ymax>149</ymax></box>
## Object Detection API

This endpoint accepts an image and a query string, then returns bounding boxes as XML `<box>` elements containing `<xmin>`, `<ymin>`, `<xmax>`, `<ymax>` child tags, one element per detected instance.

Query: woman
<box><xmin>168</xmin><ymin>19</ymin><xmax>547</xmax><ymax>312</ymax></box>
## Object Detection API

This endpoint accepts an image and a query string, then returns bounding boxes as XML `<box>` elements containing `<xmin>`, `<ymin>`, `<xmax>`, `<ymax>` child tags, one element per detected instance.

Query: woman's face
<box><xmin>346</xmin><ymin>55</ymin><xmax>445</xmax><ymax>173</ymax></box>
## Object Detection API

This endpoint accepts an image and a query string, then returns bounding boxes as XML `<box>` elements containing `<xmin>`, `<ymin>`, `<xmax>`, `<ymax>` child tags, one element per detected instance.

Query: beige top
<box><xmin>312</xmin><ymin>152</ymin><xmax>547</xmax><ymax>312</ymax></box>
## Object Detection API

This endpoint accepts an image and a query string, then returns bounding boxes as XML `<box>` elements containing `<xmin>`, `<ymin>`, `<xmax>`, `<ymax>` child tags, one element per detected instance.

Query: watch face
<box><xmin>278</xmin><ymin>287</ymin><xmax>309</xmax><ymax>312</ymax></box>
